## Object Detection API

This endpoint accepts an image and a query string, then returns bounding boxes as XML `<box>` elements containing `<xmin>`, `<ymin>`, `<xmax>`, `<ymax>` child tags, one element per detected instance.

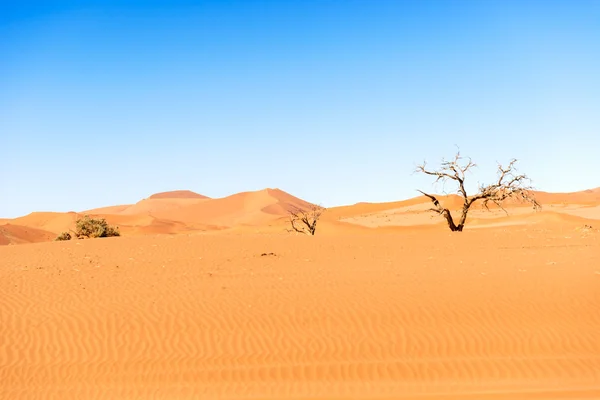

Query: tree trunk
<box><xmin>455</xmin><ymin>203</ymin><xmax>471</xmax><ymax>232</ymax></box>
<box><xmin>441</xmin><ymin>209</ymin><xmax>460</xmax><ymax>231</ymax></box>
<box><xmin>457</xmin><ymin>199</ymin><xmax>473</xmax><ymax>232</ymax></box>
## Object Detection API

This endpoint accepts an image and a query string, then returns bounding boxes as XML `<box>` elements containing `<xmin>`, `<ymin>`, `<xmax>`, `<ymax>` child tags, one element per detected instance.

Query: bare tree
<box><xmin>416</xmin><ymin>151</ymin><xmax>540</xmax><ymax>232</ymax></box>
<box><xmin>288</xmin><ymin>205</ymin><xmax>325</xmax><ymax>235</ymax></box>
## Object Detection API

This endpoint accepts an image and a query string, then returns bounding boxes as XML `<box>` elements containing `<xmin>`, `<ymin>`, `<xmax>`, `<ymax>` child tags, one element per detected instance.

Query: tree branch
<box><xmin>288</xmin><ymin>204</ymin><xmax>325</xmax><ymax>235</ymax></box>
<box><xmin>416</xmin><ymin>151</ymin><xmax>540</xmax><ymax>232</ymax></box>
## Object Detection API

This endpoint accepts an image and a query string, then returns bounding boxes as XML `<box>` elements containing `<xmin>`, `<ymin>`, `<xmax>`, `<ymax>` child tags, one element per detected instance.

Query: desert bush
<box><xmin>55</xmin><ymin>232</ymin><xmax>72</xmax><ymax>241</ymax></box>
<box><xmin>74</xmin><ymin>215</ymin><xmax>120</xmax><ymax>239</ymax></box>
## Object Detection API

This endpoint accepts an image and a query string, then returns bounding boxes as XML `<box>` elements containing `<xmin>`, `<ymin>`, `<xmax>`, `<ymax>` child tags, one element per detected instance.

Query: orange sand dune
<box><xmin>534</xmin><ymin>187</ymin><xmax>600</xmax><ymax>205</ymax></box>
<box><xmin>332</xmin><ymin>189</ymin><xmax>600</xmax><ymax>230</ymax></box>
<box><xmin>8</xmin><ymin>212</ymin><xmax>80</xmax><ymax>234</ymax></box>
<box><xmin>329</xmin><ymin>188</ymin><xmax>600</xmax><ymax>223</ymax></box>
<box><xmin>543</xmin><ymin>203</ymin><xmax>600</xmax><ymax>221</ymax></box>
<box><xmin>466</xmin><ymin>209</ymin><xmax>598</xmax><ymax>230</ymax></box>
<box><xmin>230</xmin><ymin>213</ymin><xmax>387</xmax><ymax>235</ymax></box>
<box><xmin>1</xmin><ymin>225</ymin><xmax>598</xmax><ymax>399</ymax></box>
<box><xmin>0</xmin><ymin>224</ymin><xmax>56</xmax><ymax>245</ymax></box>
<box><xmin>97</xmin><ymin>190</ymin><xmax>211</xmax><ymax>217</ymax></box>
<box><xmin>332</xmin><ymin>202</ymin><xmax>535</xmax><ymax>229</ymax></box>
<box><xmin>82</xmin><ymin>204</ymin><xmax>132</xmax><ymax>215</ymax></box>
<box><xmin>327</xmin><ymin>192</ymin><xmax>539</xmax><ymax>222</ymax></box>
<box><xmin>108</xmin><ymin>214</ymin><xmax>223</xmax><ymax>236</ymax></box>
<box><xmin>327</xmin><ymin>195</ymin><xmax>443</xmax><ymax>219</ymax></box>
<box><xmin>7</xmin><ymin>212</ymin><xmax>169</xmax><ymax>238</ymax></box>
<box><xmin>3</xmin><ymin>187</ymin><xmax>600</xmax><ymax>246</ymax></box>
<box><xmin>0</xmin><ymin>188</ymin><xmax>314</xmax><ymax>241</ymax></box>
<box><xmin>148</xmin><ymin>189</ymin><xmax>209</xmax><ymax>199</ymax></box>
<box><xmin>117</xmin><ymin>197</ymin><xmax>210</xmax><ymax>216</ymax></box>
<box><xmin>81</xmin><ymin>191</ymin><xmax>208</xmax><ymax>215</ymax></box>
<box><xmin>152</xmin><ymin>188</ymin><xmax>314</xmax><ymax>227</ymax></box>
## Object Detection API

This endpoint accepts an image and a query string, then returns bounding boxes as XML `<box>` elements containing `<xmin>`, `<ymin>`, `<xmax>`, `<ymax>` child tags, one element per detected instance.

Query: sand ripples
<box><xmin>1</xmin><ymin>231</ymin><xmax>599</xmax><ymax>399</ymax></box>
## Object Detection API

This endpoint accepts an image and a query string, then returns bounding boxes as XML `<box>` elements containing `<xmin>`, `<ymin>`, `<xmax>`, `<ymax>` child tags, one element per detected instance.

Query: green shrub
<box><xmin>74</xmin><ymin>215</ymin><xmax>120</xmax><ymax>239</ymax></box>
<box><xmin>55</xmin><ymin>232</ymin><xmax>72</xmax><ymax>241</ymax></box>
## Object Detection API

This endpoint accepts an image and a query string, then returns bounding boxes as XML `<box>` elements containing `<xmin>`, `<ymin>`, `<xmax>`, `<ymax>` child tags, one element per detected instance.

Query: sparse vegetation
<box><xmin>288</xmin><ymin>205</ymin><xmax>325</xmax><ymax>236</ymax></box>
<box><xmin>55</xmin><ymin>232</ymin><xmax>72</xmax><ymax>241</ymax></box>
<box><xmin>54</xmin><ymin>215</ymin><xmax>120</xmax><ymax>241</ymax></box>
<box><xmin>416</xmin><ymin>150</ymin><xmax>540</xmax><ymax>232</ymax></box>
<box><xmin>75</xmin><ymin>215</ymin><xmax>120</xmax><ymax>238</ymax></box>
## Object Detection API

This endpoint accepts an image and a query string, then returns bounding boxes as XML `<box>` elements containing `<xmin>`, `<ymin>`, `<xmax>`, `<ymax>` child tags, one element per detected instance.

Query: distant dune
<box><xmin>2</xmin><ymin>187</ymin><xmax>599</xmax><ymax>245</ymax></box>
<box><xmin>148</xmin><ymin>190</ymin><xmax>209</xmax><ymax>199</ymax></box>
<box><xmin>117</xmin><ymin>198</ymin><xmax>210</xmax><ymax>216</ymax></box>
<box><xmin>82</xmin><ymin>204</ymin><xmax>132</xmax><ymax>215</ymax></box>
<box><xmin>147</xmin><ymin>188</ymin><xmax>314</xmax><ymax>227</ymax></box>
<box><xmin>0</xmin><ymin>224</ymin><xmax>55</xmax><ymax>245</ymax></box>
<box><xmin>533</xmin><ymin>187</ymin><xmax>600</xmax><ymax>205</ymax></box>
<box><xmin>7</xmin><ymin>212</ymin><xmax>80</xmax><ymax>235</ymax></box>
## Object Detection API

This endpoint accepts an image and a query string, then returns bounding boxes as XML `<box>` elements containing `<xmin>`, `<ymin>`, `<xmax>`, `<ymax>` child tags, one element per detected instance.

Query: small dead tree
<box><xmin>288</xmin><ymin>205</ymin><xmax>325</xmax><ymax>235</ymax></box>
<box><xmin>416</xmin><ymin>151</ymin><xmax>540</xmax><ymax>232</ymax></box>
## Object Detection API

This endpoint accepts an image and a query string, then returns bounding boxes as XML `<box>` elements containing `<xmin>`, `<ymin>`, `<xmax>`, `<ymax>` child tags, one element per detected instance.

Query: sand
<box><xmin>3</xmin><ymin>188</ymin><xmax>600</xmax><ymax>245</ymax></box>
<box><xmin>0</xmin><ymin>224</ymin><xmax>55</xmax><ymax>245</ymax></box>
<box><xmin>148</xmin><ymin>190</ymin><xmax>210</xmax><ymax>200</ymax></box>
<box><xmin>1</xmin><ymin>188</ymin><xmax>600</xmax><ymax>399</ymax></box>
<box><xmin>1</xmin><ymin>226</ymin><xmax>599</xmax><ymax>399</ymax></box>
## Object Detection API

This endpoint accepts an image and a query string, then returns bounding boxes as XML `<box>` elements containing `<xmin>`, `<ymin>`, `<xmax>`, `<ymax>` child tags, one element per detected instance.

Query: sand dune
<box><xmin>543</xmin><ymin>204</ymin><xmax>600</xmax><ymax>221</ymax></box>
<box><xmin>148</xmin><ymin>189</ymin><xmax>210</xmax><ymax>199</ymax></box>
<box><xmin>85</xmin><ymin>188</ymin><xmax>311</xmax><ymax>228</ymax></box>
<box><xmin>330</xmin><ymin>191</ymin><xmax>600</xmax><ymax>230</ymax></box>
<box><xmin>149</xmin><ymin>188</ymin><xmax>314</xmax><ymax>227</ymax></box>
<box><xmin>326</xmin><ymin>196</ymin><xmax>447</xmax><ymax>220</ymax></box>
<box><xmin>1</xmin><ymin>226</ymin><xmax>598</xmax><ymax>399</ymax></box>
<box><xmin>112</xmin><ymin>190</ymin><xmax>212</xmax><ymax>216</ymax></box>
<box><xmin>533</xmin><ymin>187</ymin><xmax>600</xmax><ymax>205</ymax></box>
<box><xmin>82</xmin><ymin>204</ymin><xmax>132</xmax><ymax>215</ymax></box>
<box><xmin>117</xmin><ymin>198</ymin><xmax>210</xmax><ymax>216</ymax></box>
<box><xmin>0</xmin><ymin>224</ymin><xmax>55</xmax><ymax>245</ymax></box>
<box><xmin>2</xmin><ymin>187</ymin><xmax>600</xmax><ymax>246</ymax></box>
<box><xmin>8</xmin><ymin>212</ymin><xmax>80</xmax><ymax>234</ymax></box>
<box><xmin>0</xmin><ymin>188</ymin><xmax>314</xmax><ymax>244</ymax></box>
<box><xmin>326</xmin><ymin>192</ymin><xmax>538</xmax><ymax>222</ymax></box>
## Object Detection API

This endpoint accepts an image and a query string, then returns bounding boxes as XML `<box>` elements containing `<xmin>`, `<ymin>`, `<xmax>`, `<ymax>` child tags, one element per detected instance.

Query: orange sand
<box><xmin>1</xmin><ymin>228</ymin><xmax>599</xmax><ymax>399</ymax></box>
<box><xmin>0</xmin><ymin>223</ymin><xmax>55</xmax><ymax>245</ymax></box>
<box><xmin>148</xmin><ymin>189</ymin><xmax>210</xmax><ymax>199</ymax></box>
<box><xmin>1</xmin><ymin>188</ymin><xmax>600</xmax><ymax>399</ymax></box>
<box><xmin>3</xmin><ymin>188</ymin><xmax>600</xmax><ymax>245</ymax></box>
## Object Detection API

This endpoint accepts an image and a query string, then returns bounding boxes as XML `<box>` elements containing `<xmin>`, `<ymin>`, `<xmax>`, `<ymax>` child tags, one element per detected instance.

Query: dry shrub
<box><xmin>55</xmin><ymin>215</ymin><xmax>120</xmax><ymax>241</ymax></box>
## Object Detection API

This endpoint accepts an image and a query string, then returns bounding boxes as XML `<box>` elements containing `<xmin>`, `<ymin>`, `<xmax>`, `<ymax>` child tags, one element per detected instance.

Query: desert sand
<box><xmin>1</xmin><ymin>188</ymin><xmax>600</xmax><ymax>399</ymax></box>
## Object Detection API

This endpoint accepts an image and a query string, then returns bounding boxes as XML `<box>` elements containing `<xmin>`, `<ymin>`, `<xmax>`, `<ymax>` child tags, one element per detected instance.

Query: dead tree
<box><xmin>416</xmin><ymin>151</ymin><xmax>540</xmax><ymax>232</ymax></box>
<box><xmin>288</xmin><ymin>205</ymin><xmax>325</xmax><ymax>235</ymax></box>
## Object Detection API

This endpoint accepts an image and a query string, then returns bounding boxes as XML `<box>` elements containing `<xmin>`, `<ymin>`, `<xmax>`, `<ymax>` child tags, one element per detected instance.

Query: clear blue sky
<box><xmin>2</xmin><ymin>0</ymin><xmax>599</xmax><ymax>218</ymax></box>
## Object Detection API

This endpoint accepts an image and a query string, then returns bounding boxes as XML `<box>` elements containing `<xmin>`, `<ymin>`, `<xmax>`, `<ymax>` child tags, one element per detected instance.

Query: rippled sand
<box><xmin>1</xmin><ymin>227</ymin><xmax>599</xmax><ymax>399</ymax></box>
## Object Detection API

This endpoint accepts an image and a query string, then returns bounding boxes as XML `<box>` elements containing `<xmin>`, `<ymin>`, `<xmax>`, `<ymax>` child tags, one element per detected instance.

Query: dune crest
<box><xmin>148</xmin><ymin>190</ymin><xmax>210</xmax><ymax>200</ymax></box>
<box><xmin>2</xmin><ymin>187</ymin><xmax>600</xmax><ymax>245</ymax></box>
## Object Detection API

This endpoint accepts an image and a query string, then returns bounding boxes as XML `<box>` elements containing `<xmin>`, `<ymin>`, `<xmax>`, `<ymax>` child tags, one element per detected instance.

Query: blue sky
<box><xmin>2</xmin><ymin>0</ymin><xmax>599</xmax><ymax>218</ymax></box>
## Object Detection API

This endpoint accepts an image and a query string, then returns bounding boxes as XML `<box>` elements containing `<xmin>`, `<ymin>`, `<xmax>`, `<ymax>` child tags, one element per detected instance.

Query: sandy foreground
<box><xmin>1</xmin><ymin>226</ymin><xmax>599</xmax><ymax>399</ymax></box>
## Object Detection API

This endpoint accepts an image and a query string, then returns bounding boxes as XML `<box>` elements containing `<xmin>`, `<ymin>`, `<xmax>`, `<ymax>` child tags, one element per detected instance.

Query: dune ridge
<box><xmin>2</xmin><ymin>187</ymin><xmax>600</xmax><ymax>246</ymax></box>
<box><xmin>148</xmin><ymin>190</ymin><xmax>209</xmax><ymax>199</ymax></box>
